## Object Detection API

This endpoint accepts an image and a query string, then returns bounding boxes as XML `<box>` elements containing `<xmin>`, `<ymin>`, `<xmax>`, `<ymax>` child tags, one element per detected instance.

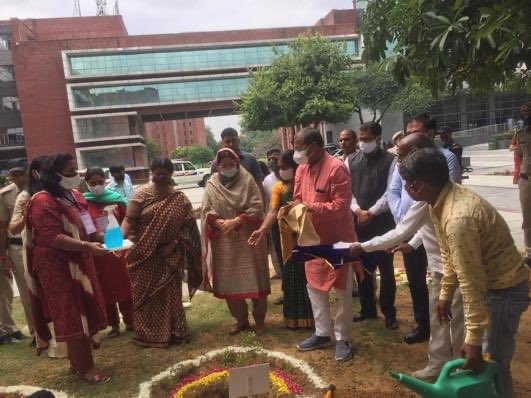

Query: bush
<box><xmin>171</xmin><ymin>146</ymin><xmax>214</xmax><ymax>167</ymax></box>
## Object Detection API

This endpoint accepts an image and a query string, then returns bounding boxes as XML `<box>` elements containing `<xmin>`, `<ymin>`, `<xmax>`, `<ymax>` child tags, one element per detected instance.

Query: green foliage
<box><xmin>392</xmin><ymin>79</ymin><xmax>434</xmax><ymax>119</ymax></box>
<box><xmin>362</xmin><ymin>0</ymin><xmax>531</xmax><ymax>95</ymax></box>
<box><xmin>239</xmin><ymin>129</ymin><xmax>281</xmax><ymax>157</ymax></box>
<box><xmin>205</xmin><ymin>125</ymin><xmax>220</xmax><ymax>153</ymax></box>
<box><xmin>145</xmin><ymin>137</ymin><xmax>161</xmax><ymax>161</ymax></box>
<box><xmin>240</xmin><ymin>34</ymin><xmax>356</xmax><ymax>130</ymax></box>
<box><xmin>350</xmin><ymin>65</ymin><xmax>401</xmax><ymax>123</ymax></box>
<box><xmin>171</xmin><ymin>145</ymin><xmax>214</xmax><ymax>166</ymax></box>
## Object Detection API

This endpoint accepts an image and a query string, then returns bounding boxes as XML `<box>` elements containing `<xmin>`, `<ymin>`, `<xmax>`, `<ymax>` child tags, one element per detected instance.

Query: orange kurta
<box><xmin>293</xmin><ymin>153</ymin><xmax>357</xmax><ymax>291</ymax></box>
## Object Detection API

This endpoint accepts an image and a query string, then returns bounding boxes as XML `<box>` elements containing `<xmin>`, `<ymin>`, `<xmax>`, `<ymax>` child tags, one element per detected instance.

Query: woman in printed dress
<box><xmin>248</xmin><ymin>149</ymin><xmax>314</xmax><ymax>329</ymax></box>
<box><xmin>201</xmin><ymin>148</ymin><xmax>270</xmax><ymax>335</ymax></box>
<box><xmin>26</xmin><ymin>153</ymin><xmax>109</xmax><ymax>384</ymax></box>
<box><xmin>83</xmin><ymin>167</ymin><xmax>134</xmax><ymax>338</ymax></box>
<box><xmin>121</xmin><ymin>158</ymin><xmax>202</xmax><ymax>348</ymax></box>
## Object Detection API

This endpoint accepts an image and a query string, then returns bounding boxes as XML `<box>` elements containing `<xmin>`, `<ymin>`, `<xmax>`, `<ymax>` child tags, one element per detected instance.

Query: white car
<box><xmin>171</xmin><ymin>160</ymin><xmax>211</xmax><ymax>187</ymax></box>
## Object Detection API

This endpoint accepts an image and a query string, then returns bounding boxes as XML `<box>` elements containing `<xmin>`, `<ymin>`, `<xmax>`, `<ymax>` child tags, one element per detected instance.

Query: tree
<box><xmin>239</xmin><ymin>129</ymin><xmax>281</xmax><ymax>158</ymax></box>
<box><xmin>145</xmin><ymin>137</ymin><xmax>161</xmax><ymax>162</ymax></box>
<box><xmin>350</xmin><ymin>65</ymin><xmax>401</xmax><ymax>123</ymax></box>
<box><xmin>361</xmin><ymin>0</ymin><xmax>531</xmax><ymax>95</ymax></box>
<box><xmin>240</xmin><ymin>34</ymin><xmax>356</xmax><ymax>130</ymax></box>
<box><xmin>171</xmin><ymin>145</ymin><xmax>214</xmax><ymax>166</ymax></box>
<box><xmin>392</xmin><ymin>79</ymin><xmax>434</xmax><ymax>120</ymax></box>
<box><xmin>205</xmin><ymin>125</ymin><xmax>220</xmax><ymax>153</ymax></box>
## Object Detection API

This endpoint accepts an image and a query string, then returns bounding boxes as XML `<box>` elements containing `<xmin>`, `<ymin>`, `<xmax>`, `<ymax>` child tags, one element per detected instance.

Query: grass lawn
<box><xmin>1</xmin><ymin>274</ymin><xmax>530</xmax><ymax>397</ymax></box>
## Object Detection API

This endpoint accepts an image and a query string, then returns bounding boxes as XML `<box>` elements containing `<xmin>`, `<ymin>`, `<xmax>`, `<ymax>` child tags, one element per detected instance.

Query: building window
<box><xmin>0</xmin><ymin>35</ymin><xmax>11</xmax><ymax>50</ymax></box>
<box><xmin>0</xmin><ymin>66</ymin><xmax>15</xmax><ymax>82</ymax></box>
<box><xmin>0</xmin><ymin>97</ymin><xmax>19</xmax><ymax>113</ymax></box>
<box><xmin>66</xmin><ymin>39</ymin><xmax>359</xmax><ymax>77</ymax></box>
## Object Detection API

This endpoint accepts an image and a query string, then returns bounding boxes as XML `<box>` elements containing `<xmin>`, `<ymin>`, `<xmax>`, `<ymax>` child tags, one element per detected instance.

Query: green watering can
<box><xmin>390</xmin><ymin>358</ymin><xmax>504</xmax><ymax>398</ymax></box>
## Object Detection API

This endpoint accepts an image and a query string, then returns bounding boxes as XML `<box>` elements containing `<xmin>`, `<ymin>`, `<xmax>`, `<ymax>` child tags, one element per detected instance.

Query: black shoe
<box><xmin>29</xmin><ymin>337</ymin><xmax>36</xmax><ymax>347</ymax></box>
<box><xmin>353</xmin><ymin>313</ymin><xmax>377</xmax><ymax>322</ymax></box>
<box><xmin>403</xmin><ymin>327</ymin><xmax>429</xmax><ymax>344</ymax></box>
<box><xmin>385</xmin><ymin>317</ymin><xmax>399</xmax><ymax>330</ymax></box>
<box><xmin>9</xmin><ymin>331</ymin><xmax>26</xmax><ymax>341</ymax></box>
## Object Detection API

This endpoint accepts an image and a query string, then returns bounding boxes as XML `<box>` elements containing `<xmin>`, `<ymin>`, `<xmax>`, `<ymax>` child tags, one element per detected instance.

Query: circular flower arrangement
<box><xmin>167</xmin><ymin>368</ymin><xmax>304</xmax><ymax>398</ymax></box>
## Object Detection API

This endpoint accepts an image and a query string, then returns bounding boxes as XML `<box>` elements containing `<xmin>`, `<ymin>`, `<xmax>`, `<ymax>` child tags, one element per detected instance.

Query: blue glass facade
<box><xmin>71</xmin><ymin>76</ymin><xmax>248</xmax><ymax>110</ymax></box>
<box><xmin>67</xmin><ymin>40</ymin><xmax>358</xmax><ymax>77</ymax></box>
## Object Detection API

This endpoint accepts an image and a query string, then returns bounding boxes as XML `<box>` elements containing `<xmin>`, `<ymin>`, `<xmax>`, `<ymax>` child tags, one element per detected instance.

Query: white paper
<box><xmin>103</xmin><ymin>239</ymin><xmax>134</xmax><ymax>252</ymax></box>
<box><xmin>333</xmin><ymin>241</ymin><xmax>354</xmax><ymax>250</ymax></box>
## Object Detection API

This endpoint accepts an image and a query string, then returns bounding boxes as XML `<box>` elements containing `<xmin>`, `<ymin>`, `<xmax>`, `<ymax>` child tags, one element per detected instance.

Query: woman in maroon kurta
<box><xmin>26</xmin><ymin>153</ymin><xmax>109</xmax><ymax>384</ymax></box>
<box><xmin>83</xmin><ymin>167</ymin><xmax>134</xmax><ymax>338</ymax></box>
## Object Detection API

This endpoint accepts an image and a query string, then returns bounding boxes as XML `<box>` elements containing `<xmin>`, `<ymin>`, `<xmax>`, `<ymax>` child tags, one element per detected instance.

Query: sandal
<box><xmin>71</xmin><ymin>367</ymin><xmax>110</xmax><ymax>385</ymax></box>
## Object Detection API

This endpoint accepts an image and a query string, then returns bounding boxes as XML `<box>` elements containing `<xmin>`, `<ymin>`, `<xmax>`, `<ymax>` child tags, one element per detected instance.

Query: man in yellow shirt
<box><xmin>398</xmin><ymin>148</ymin><xmax>529</xmax><ymax>398</ymax></box>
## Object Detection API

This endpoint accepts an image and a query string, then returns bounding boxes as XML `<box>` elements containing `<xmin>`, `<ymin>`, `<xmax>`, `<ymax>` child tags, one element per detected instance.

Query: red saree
<box><xmin>25</xmin><ymin>190</ymin><xmax>107</xmax><ymax>345</ymax></box>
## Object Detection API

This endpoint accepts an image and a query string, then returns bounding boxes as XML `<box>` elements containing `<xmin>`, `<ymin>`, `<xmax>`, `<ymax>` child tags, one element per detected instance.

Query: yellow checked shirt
<box><xmin>430</xmin><ymin>182</ymin><xmax>529</xmax><ymax>346</ymax></box>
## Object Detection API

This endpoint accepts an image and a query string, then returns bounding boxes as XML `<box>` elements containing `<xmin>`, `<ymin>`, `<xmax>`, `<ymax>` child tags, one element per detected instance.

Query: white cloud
<box><xmin>0</xmin><ymin>0</ymin><xmax>354</xmax><ymax>35</ymax></box>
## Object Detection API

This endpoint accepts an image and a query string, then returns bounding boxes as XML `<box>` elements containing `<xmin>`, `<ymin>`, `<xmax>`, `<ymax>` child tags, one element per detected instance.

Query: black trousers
<box><xmin>358</xmin><ymin>251</ymin><xmax>396</xmax><ymax>319</ymax></box>
<box><xmin>402</xmin><ymin>246</ymin><xmax>430</xmax><ymax>330</ymax></box>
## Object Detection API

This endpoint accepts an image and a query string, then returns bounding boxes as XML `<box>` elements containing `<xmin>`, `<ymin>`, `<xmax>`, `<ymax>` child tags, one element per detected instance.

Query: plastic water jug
<box><xmin>390</xmin><ymin>358</ymin><xmax>503</xmax><ymax>398</ymax></box>
<box><xmin>103</xmin><ymin>205</ymin><xmax>123</xmax><ymax>250</ymax></box>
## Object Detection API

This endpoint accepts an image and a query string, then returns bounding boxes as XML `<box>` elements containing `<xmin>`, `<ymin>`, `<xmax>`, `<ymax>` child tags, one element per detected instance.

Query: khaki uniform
<box><xmin>0</xmin><ymin>183</ymin><xmax>33</xmax><ymax>335</ymax></box>
<box><xmin>516</xmin><ymin>128</ymin><xmax>531</xmax><ymax>259</ymax></box>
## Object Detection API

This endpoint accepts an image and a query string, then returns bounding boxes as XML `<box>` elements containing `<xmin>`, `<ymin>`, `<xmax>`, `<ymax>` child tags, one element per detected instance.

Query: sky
<box><xmin>1</xmin><ymin>0</ymin><xmax>354</xmax><ymax>138</ymax></box>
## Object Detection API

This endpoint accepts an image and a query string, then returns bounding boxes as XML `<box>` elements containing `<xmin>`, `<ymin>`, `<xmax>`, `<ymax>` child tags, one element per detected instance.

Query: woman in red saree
<box><xmin>201</xmin><ymin>148</ymin><xmax>270</xmax><ymax>335</ymax></box>
<box><xmin>83</xmin><ymin>167</ymin><xmax>134</xmax><ymax>338</ymax></box>
<box><xmin>26</xmin><ymin>153</ymin><xmax>109</xmax><ymax>384</ymax></box>
<box><xmin>121</xmin><ymin>158</ymin><xmax>202</xmax><ymax>348</ymax></box>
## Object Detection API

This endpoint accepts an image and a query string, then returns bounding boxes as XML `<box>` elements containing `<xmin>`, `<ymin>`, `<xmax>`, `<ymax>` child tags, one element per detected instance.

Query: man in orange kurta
<box><xmin>293</xmin><ymin>128</ymin><xmax>358</xmax><ymax>362</ymax></box>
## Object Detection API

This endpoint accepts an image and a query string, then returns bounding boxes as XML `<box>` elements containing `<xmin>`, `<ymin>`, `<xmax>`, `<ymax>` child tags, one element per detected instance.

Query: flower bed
<box><xmin>167</xmin><ymin>368</ymin><xmax>303</xmax><ymax>398</ymax></box>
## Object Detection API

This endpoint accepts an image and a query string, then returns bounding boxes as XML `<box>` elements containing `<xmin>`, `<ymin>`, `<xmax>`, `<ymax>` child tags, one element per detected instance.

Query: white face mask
<box><xmin>88</xmin><ymin>184</ymin><xmax>105</xmax><ymax>196</ymax></box>
<box><xmin>220</xmin><ymin>168</ymin><xmax>238</xmax><ymax>178</ymax></box>
<box><xmin>58</xmin><ymin>173</ymin><xmax>81</xmax><ymax>191</ymax></box>
<box><xmin>359</xmin><ymin>140</ymin><xmax>379</xmax><ymax>154</ymax></box>
<box><xmin>279</xmin><ymin>168</ymin><xmax>294</xmax><ymax>181</ymax></box>
<box><xmin>293</xmin><ymin>149</ymin><xmax>309</xmax><ymax>165</ymax></box>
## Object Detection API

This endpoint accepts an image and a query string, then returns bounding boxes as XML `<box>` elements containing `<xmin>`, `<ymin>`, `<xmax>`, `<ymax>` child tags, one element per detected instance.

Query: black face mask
<box><xmin>114</xmin><ymin>175</ymin><xmax>125</xmax><ymax>183</ymax></box>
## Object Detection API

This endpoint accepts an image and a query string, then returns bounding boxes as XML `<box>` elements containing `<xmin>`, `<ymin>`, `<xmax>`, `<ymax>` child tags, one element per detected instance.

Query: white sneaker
<box><xmin>411</xmin><ymin>366</ymin><xmax>440</xmax><ymax>381</ymax></box>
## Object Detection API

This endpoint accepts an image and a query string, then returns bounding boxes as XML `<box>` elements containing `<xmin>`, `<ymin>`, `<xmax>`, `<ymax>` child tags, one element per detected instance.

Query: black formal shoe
<box><xmin>353</xmin><ymin>313</ymin><xmax>377</xmax><ymax>322</ymax></box>
<box><xmin>9</xmin><ymin>331</ymin><xmax>26</xmax><ymax>341</ymax></box>
<box><xmin>385</xmin><ymin>317</ymin><xmax>399</xmax><ymax>330</ymax></box>
<box><xmin>403</xmin><ymin>327</ymin><xmax>430</xmax><ymax>344</ymax></box>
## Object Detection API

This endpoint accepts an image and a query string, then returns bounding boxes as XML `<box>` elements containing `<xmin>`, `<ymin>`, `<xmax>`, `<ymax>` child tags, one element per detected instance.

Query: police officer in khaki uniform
<box><xmin>0</xmin><ymin>159</ymin><xmax>33</xmax><ymax>344</ymax></box>
<box><xmin>516</xmin><ymin>102</ymin><xmax>531</xmax><ymax>267</ymax></box>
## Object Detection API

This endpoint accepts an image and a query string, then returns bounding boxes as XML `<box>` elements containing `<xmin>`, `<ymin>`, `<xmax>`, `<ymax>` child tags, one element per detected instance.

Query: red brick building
<box><xmin>1</xmin><ymin>8</ymin><xmax>360</xmax><ymax>177</ymax></box>
<box><xmin>144</xmin><ymin>118</ymin><xmax>207</xmax><ymax>158</ymax></box>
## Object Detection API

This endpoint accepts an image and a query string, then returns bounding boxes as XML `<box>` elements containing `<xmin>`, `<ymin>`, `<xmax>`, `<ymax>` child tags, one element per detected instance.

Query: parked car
<box><xmin>324</xmin><ymin>143</ymin><xmax>338</xmax><ymax>154</ymax></box>
<box><xmin>171</xmin><ymin>160</ymin><xmax>210</xmax><ymax>187</ymax></box>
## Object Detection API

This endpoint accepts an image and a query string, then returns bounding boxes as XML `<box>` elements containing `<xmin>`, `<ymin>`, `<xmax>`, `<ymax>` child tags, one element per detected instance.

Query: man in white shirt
<box><xmin>350</xmin><ymin>133</ymin><xmax>465</xmax><ymax>381</ymax></box>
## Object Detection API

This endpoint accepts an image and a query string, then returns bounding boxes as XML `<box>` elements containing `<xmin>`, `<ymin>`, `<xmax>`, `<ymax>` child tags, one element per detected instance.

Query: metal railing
<box><xmin>453</xmin><ymin>123</ymin><xmax>512</xmax><ymax>147</ymax></box>
<box><xmin>0</xmin><ymin>134</ymin><xmax>25</xmax><ymax>147</ymax></box>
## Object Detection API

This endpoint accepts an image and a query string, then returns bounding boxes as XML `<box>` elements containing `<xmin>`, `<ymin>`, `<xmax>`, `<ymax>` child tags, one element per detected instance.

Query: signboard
<box><xmin>229</xmin><ymin>363</ymin><xmax>270</xmax><ymax>398</ymax></box>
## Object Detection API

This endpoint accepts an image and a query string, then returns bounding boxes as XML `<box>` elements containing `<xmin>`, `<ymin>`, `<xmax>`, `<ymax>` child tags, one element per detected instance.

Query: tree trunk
<box><xmin>355</xmin><ymin>107</ymin><xmax>364</xmax><ymax>124</ymax></box>
<box><xmin>375</xmin><ymin>103</ymin><xmax>392</xmax><ymax>124</ymax></box>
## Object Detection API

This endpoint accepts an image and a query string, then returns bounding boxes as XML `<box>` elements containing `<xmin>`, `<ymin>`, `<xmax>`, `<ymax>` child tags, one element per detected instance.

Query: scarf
<box><xmin>83</xmin><ymin>188</ymin><xmax>127</xmax><ymax>206</ymax></box>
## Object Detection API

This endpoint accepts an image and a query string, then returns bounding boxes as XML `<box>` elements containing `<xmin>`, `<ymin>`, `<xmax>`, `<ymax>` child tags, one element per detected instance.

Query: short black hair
<box><xmin>399</xmin><ymin>148</ymin><xmax>449</xmax><ymax>188</ymax></box>
<box><xmin>409</xmin><ymin>113</ymin><xmax>430</xmax><ymax>126</ymax></box>
<box><xmin>221</xmin><ymin>127</ymin><xmax>239</xmax><ymax>140</ymax></box>
<box><xmin>340</xmin><ymin>129</ymin><xmax>357</xmax><ymax>140</ymax></box>
<box><xmin>27</xmin><ymin>155</ymin><xmax>49</xmax><ymax>196</ymax></box>
<box><xmin>425</xmin><ymin>118</ymin><xmax>437</xmax><ymax>132</ymax></box>
<box><xmin>40</xmin><ymin>153</ymin><xmax>76</xmax><ymax>197</ymax></box>
<box><xmin>150</xmin><ymin>157</ymin><xmax>174</xmax><ymax>173</ymax></box>
<box><xmin>109</xmin><ymin>164</ymin><xmax>125</xmax><ymax>173</ymax></box>
<box><xmin>301</xmin><ymin>127</ymin><xmax>324</xmax><ymax>148</ymax></box>
<box><xmin>266</xmin><ymin>148</ymin><xmax>281</xmax><ymax>157</ymax></box>
<box><xmin>280</xmin><ymin>149</ymin><xmax>298</xmax><ymax>171</ymax></box>
<box><xmin>439</xmin><ymin>125</ymin><xmax>452</xmax><ymax>134</ymax></box>
<box><xmin>359</xmin><ymin>121</ymin><xmax>382</xmax><ymax>137</ymax></box>
<box><xmin>85</xmin><ymin>166</ymin><xmax>105</xmax><ymax>181</ymax></box>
